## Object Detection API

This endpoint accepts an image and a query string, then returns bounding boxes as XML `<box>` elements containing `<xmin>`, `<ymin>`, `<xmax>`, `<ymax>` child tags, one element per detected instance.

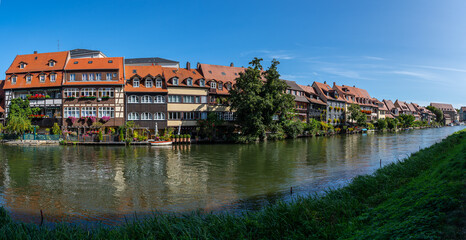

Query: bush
<box><xmin>283</xmin><ymin>120</ymin><xmax>304</xmax><ymax>139</ymax></box>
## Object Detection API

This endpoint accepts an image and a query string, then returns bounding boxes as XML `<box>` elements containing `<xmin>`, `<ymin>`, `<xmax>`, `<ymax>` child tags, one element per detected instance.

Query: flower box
<box><xmin>28</xmin><ymin>114</ymin><xmax>48</xmax><ymax>118</ymax></box>
<box><xmin>79</xmin><ymin>96</ymin><xmax>97</xmax><ymax>100</ymax></box>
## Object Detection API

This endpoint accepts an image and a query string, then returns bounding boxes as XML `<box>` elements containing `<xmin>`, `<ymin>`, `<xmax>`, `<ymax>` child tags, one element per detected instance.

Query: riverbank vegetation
<box><xmin>0</xmin><ymin>129</ymin><xmax>464</xmax><ymax>239</ymax></box>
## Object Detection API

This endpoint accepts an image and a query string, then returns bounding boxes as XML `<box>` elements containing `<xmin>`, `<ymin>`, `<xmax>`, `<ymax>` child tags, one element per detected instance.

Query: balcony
<box><xmin>31</xmin><ymin>117</ymin><xmax>61</xmax><ymax>128</ymax></box>
<box><xmin>209</xmin><ymin>88</ymin><xmax>217</xmax><ymax>94</ymax></box>
<box><xmin>29</xmin><ymin>98</ymin><xmax>62</xmax><ymax>107</ymax></box>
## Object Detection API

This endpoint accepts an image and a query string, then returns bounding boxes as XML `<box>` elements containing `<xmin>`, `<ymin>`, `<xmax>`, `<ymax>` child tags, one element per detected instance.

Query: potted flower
<box><xmin>186</xmin><ymin>134</ymin><xmax>191</xmax><ymax>143</ymax></box>
<box><xmin>67</xmin><ymin>116</ymin><xmax>77</xmax><ymax>124</ymax></box>
<box><xmin>88</xmin><ymin>116</ymin><xmax>97</xmax><ymax>123</ymax></box>
<box><xmin>101</xmin><ymin>116</ymin><xmax>111</xmax><ymax>123</ymax></box>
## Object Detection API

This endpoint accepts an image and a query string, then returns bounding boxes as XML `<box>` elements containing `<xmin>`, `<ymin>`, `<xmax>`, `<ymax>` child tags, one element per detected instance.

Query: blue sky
<box><xmin>0</xmin><ymin>0</ymin><xmax>465</xmax><ymax>108</ymax></box>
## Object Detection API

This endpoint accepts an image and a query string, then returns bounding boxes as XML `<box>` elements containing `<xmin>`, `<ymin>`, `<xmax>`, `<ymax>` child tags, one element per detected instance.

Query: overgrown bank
<box><xmin>0</xmin><ymin>129</ymin><xmax>464</xmax><ymax>239</ymax></box>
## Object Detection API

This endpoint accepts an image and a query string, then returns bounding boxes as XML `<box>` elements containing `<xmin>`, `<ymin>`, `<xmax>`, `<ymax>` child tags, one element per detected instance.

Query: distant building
<box><xmin>383</xmin><ymin>99</ymin><xmax>398</xmax><ymax>118</ymax></box>
<box><xmin>430</xmin><ymin>102</ymin><xmax>457</xmax><ymax>125</ymax></box>
<box><xmin>284</xmin><ymin>80</ymin><xmax>309</xmax><ymax>122</ymax></box>
<box><xmin>70</xmin><ymin>49</ymin><xmax>107</xmax><ymax>59</ymax></box>
<box><xmin>0</xmin><ymin>80</ymin><xmax>5</xmax><ymax>124</ymax></box>
<box><xmin>312</xmin><ymin>81</ymin><xmax>346</xmax><ymax>125</ymax></box>
<box><xmin>298</xmin><ymin>84</ymin><xmax>327</xmax><ymax>121</ymax></box>
<box><xmin>460</xmin><ymin>107</ymin><xmax>466</xmax><ymax>122</ymax></box>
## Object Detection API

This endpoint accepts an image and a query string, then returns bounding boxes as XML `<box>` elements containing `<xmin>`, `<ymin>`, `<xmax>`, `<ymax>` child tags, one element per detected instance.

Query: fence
<box><xmin>65</xmin><ymin>134</ymin><xmax>121</xmax><ymax>143</ymax></box>
<box><xmin>23</xmin><ymin>134</ymin><xmax>60</xmax><ymax>141</ymax></box>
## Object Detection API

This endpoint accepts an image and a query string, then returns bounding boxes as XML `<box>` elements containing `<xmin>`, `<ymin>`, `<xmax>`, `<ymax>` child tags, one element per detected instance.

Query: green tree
<box><xmin>6</xmin><ymin>98</ymin><xmax>39</xmax><ymax>134</ymax></box>
<box><xmin>398</xmin><ymin>114</ymin><xmax>415</xmax><ymax>128</ymax></box>
<box><xmin>229</xmin><ymin>58</ymin><xmax>295</xmax><ymax>140</ymax></box>
<box><xmin>197</xmin><ymin>112</ymin><xmax>224</xmax><ymax>140</ymax></box>
<box><xmin>426</xmin><ymin>106</ymin><xmax>444</xmax><ymax>124</ymax></box>
<box><xmin>52</xmin><ymin>123</ymin><xmax>61</xmax><ymax>135</ymax></box>
<box><xmin>387</xmin><ymin>118</ymin><xmax>398</xmax><ymax>130</ymax></box>
<box><xmin>348</xmin><ymin>104</ymin><xmax>366</xmax><ymax>126</ymax></box>
<box><xmin>376</xmin><ymin>118</ymin><xmax>387</xmax><ymax>130</ymax></box>
<box><xmin>282</xmin><ymin>119</ymin><xmax>304</xmax><ymax>139</ymax></box>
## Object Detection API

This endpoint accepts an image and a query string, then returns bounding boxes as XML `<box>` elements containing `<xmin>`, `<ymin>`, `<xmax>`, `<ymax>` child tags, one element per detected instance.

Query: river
<box><xmin>0</xmin><ymin>126</ymin><xmax>464</xmax><ymax>226</ymax></box>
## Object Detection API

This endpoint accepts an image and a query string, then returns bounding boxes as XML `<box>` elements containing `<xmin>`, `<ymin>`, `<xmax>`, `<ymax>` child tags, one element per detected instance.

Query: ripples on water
<box><xmin>0</xmin><ymin>126</ymin><xmax>464</xmax><ymax>226</ymax></box>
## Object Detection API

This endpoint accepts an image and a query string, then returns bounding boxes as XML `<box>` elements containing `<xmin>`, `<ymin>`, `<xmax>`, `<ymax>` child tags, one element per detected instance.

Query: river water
<box><xmin>0</xmin><ymin>126</ymin><xmax>464</xmax><ymax>226</ymax></box>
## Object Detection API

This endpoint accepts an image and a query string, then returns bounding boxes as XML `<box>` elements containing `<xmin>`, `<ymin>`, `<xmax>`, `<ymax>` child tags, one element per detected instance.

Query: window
<box><xmin>81</xmin><ymin>107</ymin><xmax>96</xmax><ymax>117</ymax></box>
<box><xmin>141</xmin><ymin>95</ymin><xmax>152</xmax><ymax>103</ymax></box>
<box><xmin>168</xmin><ymin>95</ymin><xmax>181</xmax><ymax>103</ymax></box>
<box><xmin>201</xmin><ymin>112</ymin><xmax>207</xmax><ymax>119</ymax></box>
<box><xmin>226</xmin><ymin>83</ymin><xmax>231</xmax><ymax>90</ymax></box>
<box><xmin>99</xmin><ymin>107</ymin><xmax>114</xmax><ymax>118</ymax></box>
<box><xmin>40</xmin><ymin>74</ymin><xmax>46</xmax><ymax>83</ymax></box>
<box><xmin>155</xmin><ymin>95</ymin><xmax>165</xmax><ymax>103</ymax></box>
<box><xmin>200</xmin><ymin>96</ymin><xmax>207</xmax><ymax>103</ymax></box>
<box><xmin>64</xmin><ymin>88</ymin><xmax>79</xmax><ymax>97</ymax></box>
<box><xmin>172</xmin><ymin>77</ymin><xmax>179</xmax><ymax>85</ymax></box>
<box><xmin>218</xmin><ymin>83</ymin><xmax>223</xmax><ymax>90</ymax></box>
<box><xmin>183</xmin><ymin>96</ymin><xmax>194</xmax><ymax>103</ymax></box>
<box><xmin>96</xmin><ymin>73</ymin><xmax>101</xmax><ymax>80</ymax></box>
<box><xmin>210</xmin><ymin>96</ymin><xmax>216</xmax><ymax>103</ymax></box>
<box><xmin>199</xmin><ymin>79</ymin><xmax>205</xmax><ymax>87</ymax></box>
<box><xmin>98</xmin><ymin>88</ymin><xmax>114</xmax><ymax>98</ymax></box>
<box><xmin>82</xmin><ymin>74</ymin><xmax>88</xmax><ymax>81</ymax></box>
<box><xmin>195</xmin><ymin>96</ymin><xmax>200</xmax><ymax>103</ymax></box>
<box><xmin>50</xmin><ymin>74</ymin><xmax>56</xmax><ymax>82</ymax></box>
<box><xmin>224</xmin><ymin>112</ymin><xmax>235</xmax><ymax>121</ymax></box>
<box><xmin>128</xmin><ymin>95</ymin><xmax>139</xmax><ymax>103</ymax></box>
<box><xmin>26</xmin><ymin>75</ymin><xmax>32</xmax><ymax>83</ymax></box>
<box><xmin>64</xmin><ymin>107</ymin><xmax>80</xmax><ymax>118</ymax></box>
<box><xmin>145</xmin><ymin>79</ymin><xmax>153</xmax><ymax>88</ymax></box>
<box><xmin>210</xmin><ymin>81</ymin><xmax>217</xmax><ymax>89</ymax></box>
<box><xmin>113</xmin><ymin>73</ymin><xmax>117</xmax><ymax>78</ymax></box>
<box><xmin>141</xmin><ymin>112</ymin><xmax>152</xmax><ymax>120</ymax></box>
<box><xmin>20</xmin><ymin>63</ymin><xmax>26</xmax><ymax>69</ymax></box>
<box><xmin>49</xmin><ymin>61</ymin><xmax>55</xmax><ymax>67</ymax></box>
<box><xmin>11</xmin><ymin>76</ymin><xmax>17</xmax><ymax>84</ymax></box>
<box><xmin>186</xmin><ymin>78</ymin><xmax>193</xmax><ymax>86</ymax></box>
<box><xmin>154</xmin><ymin>112</ymin><xmax>165</xmax><ymax>120</ymax></box>
<box><xmin>89</xmin><ymin>73</ymin><xmax>95</xmax><ymax>81</ymax></box>
<box><xmin>156</xmin><ymin>78</ymin><xmax>163</xmax><ymax>88</ymax></box>
<box><xmin>128</xmin><ymin>112</ymin><xmax>139</xmax><ymax>120</ymax></box>
<box><xmin>168</xmin><ymin>112</ymin><xmax>181</xmax><ymax>120</ymax></box>
<box><xmin>133</xmin><ymin>78</ymin><xmax>139</xmax><ymax>87</ymax></box>
<box><xmin>183</xmin><ymin>112</ymin><xmax>194</xmax><ymax>120</ymax></box>
<box><xmin>81</xmin><ymin>88</ymin><xmax>96</xmax><ymax>97</ymax></box>
<box><xmin>106</xmin><ymin>73</ymin><xmax>112</xmax><ymax>80</ymax></box>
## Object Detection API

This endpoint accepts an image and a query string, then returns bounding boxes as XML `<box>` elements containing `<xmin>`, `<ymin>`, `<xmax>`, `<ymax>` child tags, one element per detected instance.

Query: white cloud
<box><xmin>363</xmin><ymin>56</ymin><xmax>386</xmax><ymax>61</ymax></box>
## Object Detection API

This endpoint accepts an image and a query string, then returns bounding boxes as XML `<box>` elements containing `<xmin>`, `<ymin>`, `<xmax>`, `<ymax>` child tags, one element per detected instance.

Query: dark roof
<box><xmin>125</xmin><ymin>57</ymin><xmax>179</xmax><ymax>64</ymax></box>
<box><xmin>70</xmin><ymin>49</ymin><xmax>101</xmax><ymax>56</ymax></box>
<box><xmin>283</xmin><ymin>80</ymin><xmax>304</xmax><ymax>91</ymax></box>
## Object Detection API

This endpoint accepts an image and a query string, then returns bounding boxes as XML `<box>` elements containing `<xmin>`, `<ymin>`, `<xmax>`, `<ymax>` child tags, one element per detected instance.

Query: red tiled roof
<box><xmin>198</xmin><ymin>63</ymin><xmax>245</xmax><ymax>84</ymax></box>
<box><xmin>313</xmin><ymin>81</ymin><xmax>346</xmax><ymax>102</ymax></box>
<box><xmin>430</xmin><ymin>103</ymin><xmax>455</xmax><ymax>111</ymax></box>
<box><xmin>298</xmin><ymin>84</ymin><xmax>317</xmax><ymax>95</ymax></box>
<box><xmin>383</xmin><ymin>99</ymin><xmax>395</xmax><ymax>110</ymax></box>
<box><xmin>6</xmin><ymin>51</ymin><xmax>69</xmax><ymax>74</ymax></box>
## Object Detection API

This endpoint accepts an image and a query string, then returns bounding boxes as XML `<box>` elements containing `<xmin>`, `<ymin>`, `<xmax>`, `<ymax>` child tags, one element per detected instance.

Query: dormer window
<box><xmin>19</xmin><ymin>62</ymin><xmax>26</xmax><ymax>69</ymax></box>
<box><xmin>156</xmin><ymin>78</ymin><xmax>163</xmax><ymax>88</ymax></box>
<box><xmin>218</xmin><ymin>83</ymin><xmax>223</xmax><ymax>90</ymax></box>
<box><xmin>39</xmin><ymin>74</ymin><xmax>46</xmax><ymax>83</ymax></box>
<box><xmin>11</xmin><ymin>75</ymin><xmax>17</xmax><ymax>84</ymax></box>
<box><xmin>50</xmin><ymin>74</ymin><xmax>56</xmax><ymax>82</ymax></box>
<box><xmin>186</xmin><ymin>78</ymin><xmax>193</xmax><ymax>86</ymax></box>
<box><xmin>199</xmin><ymin>79</ymin><xmax>205</xmax><ymax>87</ymax></box>
<box><xmin>210</xmin><ymin>81</ymin><xmax>217</xmax><ymax>89</ymax></box>
<box><xmin>49</xmin><ymin>60</ymin><xmax>56</xmax><ymax>67</ymax></box>
<box><xmin>172</xmin><ymin>77</ymin><xmax>179</xmax><ymax>85</ymax></box>
<box><xmin>133</xmin><ymin>78</ymin><xmax>139</xmax><ymax>87</ymax></box>
<box><xmin>226</xmin><ymin>83</ymin><xmax>231</xmax><ymax>90</ymax></box>
<box><xmin>145</xmin><ymin>78</ymin><xmax>153</xmax><ymax>88</ymax></box>
<box><xmin>26</xmin><ymin>75</ymin><xmax>32</xmax><ymax>83</ymax></box>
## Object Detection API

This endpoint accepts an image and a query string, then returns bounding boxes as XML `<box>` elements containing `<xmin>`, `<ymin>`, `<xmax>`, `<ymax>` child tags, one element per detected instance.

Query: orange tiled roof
<box><xmin>313</xmin><ymin>81</ymin><xmax>346</xmax><ymax>102</ymax></box>
<box><xmin>6</xmin><ymin>51</ymin><xmax>69</xmax><ymax>74</ymax></box>
<box><xmin>63</xmin><ymin>57</ymin><xmax>124</xmax><ymax>86</ymax></box>
<box><xmin>383</xmin><ymin>99</ymin><xmax>395</xmax><ymax>110</ymax></box>
<box><xmin>125</xmin><ymin>65</ymin><xmax>164</xmax><ymax>80</ymax></box>
<box><xmin>298</xmin><ymin>84</ymin><xmax>317</xmax><ymax>95</ymax></box>
<box><xmin>162</xmin><ymin>67</ymin><xmax>206</xmax><ymax>88</ymax></box>
<box><xmin>430</xmin><ymin>102</ymin><xmax>455</xmax><ymax>111</ymax></box>
<box><xmin>4</xmin><ymin>72</ymin><xmax>63</xmax><ymax>89</ymax></box>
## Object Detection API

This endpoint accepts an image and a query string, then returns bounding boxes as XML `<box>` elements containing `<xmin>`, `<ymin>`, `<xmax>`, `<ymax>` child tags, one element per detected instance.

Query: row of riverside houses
<box><xmin>0</xmin><ymin>49</ymin><xmax>461</xmax><ymax>136</ymax></box>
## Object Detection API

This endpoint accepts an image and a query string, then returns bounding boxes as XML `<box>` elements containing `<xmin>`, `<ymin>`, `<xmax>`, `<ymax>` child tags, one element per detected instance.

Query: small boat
<box><xmin>150</xmin><ymin>141</ymin><xmax>173</xmax><ymax>146</ymax></box>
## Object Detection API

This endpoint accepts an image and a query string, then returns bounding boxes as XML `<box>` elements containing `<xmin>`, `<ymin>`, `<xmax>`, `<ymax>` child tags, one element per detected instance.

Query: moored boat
<box><xmin>150</xmin><ymin>141</ymin><xmax>173</xmax><ymax>146</ymax></box>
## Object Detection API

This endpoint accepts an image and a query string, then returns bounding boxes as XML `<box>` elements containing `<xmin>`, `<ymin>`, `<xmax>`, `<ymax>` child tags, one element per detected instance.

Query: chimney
<box><xmin>353</xmin><ymin>85</ymin><xmax>355</xmax><ymax>87</ymax></box>
<box><xmin>230</xmin><ymin>62</ymin><xmax>234</xmax><ymax>67</ymax></box>
<box><xmin>333</xmin><ymin>82</ymin><xmax>335</xmax><ymax>86</ymax></box>
<box><xmin>34</xmin><ymin>51</ymin><xmax>37</xmax><ymax>54</ymax></box>
<box><xmin>324</xmin><ymin>81</ymin><xmax>326</xmax><ymax>84</ymax></box>
<box><xmin>186</xmin><ymin>62</ymin><xmax>191</xmax><ymax>70</ymax></box>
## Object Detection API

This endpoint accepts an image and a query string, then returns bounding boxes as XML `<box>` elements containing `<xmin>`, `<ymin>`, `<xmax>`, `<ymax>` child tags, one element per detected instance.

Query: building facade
<box><xmin>312</xmin><ymin>81</ymin><xmax>346</xmax><ymax>125</ymax></box>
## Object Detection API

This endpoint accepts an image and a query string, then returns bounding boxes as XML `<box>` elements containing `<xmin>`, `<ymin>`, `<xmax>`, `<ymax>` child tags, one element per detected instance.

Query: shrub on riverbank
<box><xmin>0</xmin><ymin>130</ymin><xmax>464</xmax><ymax>239</ymax></box>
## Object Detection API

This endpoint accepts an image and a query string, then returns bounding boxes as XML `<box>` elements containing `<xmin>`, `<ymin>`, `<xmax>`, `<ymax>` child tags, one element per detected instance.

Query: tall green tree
<box><xmin>230</xmin><ymin>58</ymin><xmax>295</xmax><ymax>140</ymax></box>
<box><xmin>398</xmin><ymin>114</ymin><xmax>415</xmax><ymax>128</ymax></box>
<box><xmin>6</xmin><ymin>98</ymin><xmax>39</xmax><ymax>134</ymax></box>
<box><xmin>426</xmin><ymin>106</ymin><xmax>444</xmax><ymax>124</ymax></box>
<box><xmin>348</xmin><ymin>103</ymin><xmax>367</xmax><ymax>126</ymax></box>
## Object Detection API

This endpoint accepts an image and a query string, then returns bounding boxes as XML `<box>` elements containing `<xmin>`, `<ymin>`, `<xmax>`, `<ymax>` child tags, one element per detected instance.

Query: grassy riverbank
<box><xmin>0</xmin><ymin>130</ymin><xmax>465</xmax><ymax>239</ymax></box>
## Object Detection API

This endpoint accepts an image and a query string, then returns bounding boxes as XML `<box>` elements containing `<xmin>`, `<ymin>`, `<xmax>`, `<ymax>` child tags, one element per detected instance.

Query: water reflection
<box><xmin>0</xmin><ymin>126</ymin><xmax>464</xmax><ymax>225</ymax></box>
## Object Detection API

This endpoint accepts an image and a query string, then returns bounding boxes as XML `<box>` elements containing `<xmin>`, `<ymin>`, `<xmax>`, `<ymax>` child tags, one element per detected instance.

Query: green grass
<box><xmin>0</xmin><ymin>130</ymin><xmax>465</xmax><ymax>239</ymax></box>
